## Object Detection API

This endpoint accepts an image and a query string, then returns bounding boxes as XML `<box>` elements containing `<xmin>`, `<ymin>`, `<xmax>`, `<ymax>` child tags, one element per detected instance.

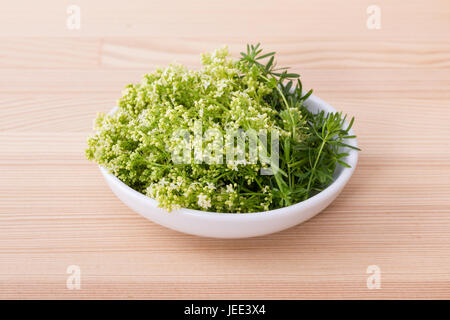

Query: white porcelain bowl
<box><xmin>100</xmin><ymin>93</ymin><xmax>358</xmax><ymax>238</ymax></box>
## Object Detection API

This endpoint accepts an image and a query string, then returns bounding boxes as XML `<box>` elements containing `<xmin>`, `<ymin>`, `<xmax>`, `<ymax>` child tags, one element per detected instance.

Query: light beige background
<box><xmin>0</xmin><ymin>0</ymin><xmax>449</xmax><ymax>299</ymax></box>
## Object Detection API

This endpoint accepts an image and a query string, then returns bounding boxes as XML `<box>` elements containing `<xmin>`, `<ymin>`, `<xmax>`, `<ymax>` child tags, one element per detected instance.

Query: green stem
<box><xmin>260</xmin><ymin>74</ymin><xmax>295</xmax><ymax>203</ymax></box>
<box><xmin>304</xmin><ymin>134</ymin><xmax>328</xmax><ymax>200</ymax></box>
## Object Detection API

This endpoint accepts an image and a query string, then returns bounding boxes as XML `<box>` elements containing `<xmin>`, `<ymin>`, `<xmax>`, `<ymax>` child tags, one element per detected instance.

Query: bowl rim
<box><xmin>99</xmin><ymin>93</ymin><xmax>358</xmax><ymax>218</ymax></box>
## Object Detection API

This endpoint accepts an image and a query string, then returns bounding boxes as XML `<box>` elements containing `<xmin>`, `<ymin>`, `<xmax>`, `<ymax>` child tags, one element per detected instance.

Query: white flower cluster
<box><xmin>87</xmin><ymin>47</ymin><xmax>277</xmax><ymax>213</ymax></box>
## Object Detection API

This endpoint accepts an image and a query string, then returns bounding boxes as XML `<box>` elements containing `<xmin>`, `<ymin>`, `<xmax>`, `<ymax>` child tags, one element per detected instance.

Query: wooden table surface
<box><xmin>1</xmin><ymin>0</ymin><xmax>449</xmax><ymax>299</ymax></box>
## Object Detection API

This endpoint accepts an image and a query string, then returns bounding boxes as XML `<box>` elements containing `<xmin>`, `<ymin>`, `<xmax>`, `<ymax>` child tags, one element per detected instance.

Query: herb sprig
<box><xmin>240</xmin><ymin>43</ymin><xmax>359</xmax><ymax>205</ymax></box>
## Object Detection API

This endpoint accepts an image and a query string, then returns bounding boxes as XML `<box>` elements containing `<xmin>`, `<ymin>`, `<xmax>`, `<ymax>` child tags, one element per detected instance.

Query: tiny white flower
<box><xmin>225</xmin><ymin>200</ymin><xmax>233</xmax><ymax>208</ymax></box>
<box><xmin>197</xmin><ymin>194</ymin><xmax>212</xmax><ymax>209</ymax></box>
<box><xmin>206</xmin><ymin>182</ymin><xmax>216</xmax><ymax>190</ymax></box>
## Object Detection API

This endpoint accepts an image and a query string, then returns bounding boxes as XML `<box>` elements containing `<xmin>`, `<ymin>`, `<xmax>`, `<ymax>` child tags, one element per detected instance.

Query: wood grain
<box><xmin>0</xmin><ymin>0</ymin><xmax>449</xmax><ymax>299</ymax></box>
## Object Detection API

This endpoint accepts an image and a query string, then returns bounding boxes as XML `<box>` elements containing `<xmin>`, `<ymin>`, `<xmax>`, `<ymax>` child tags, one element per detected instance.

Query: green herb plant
<box><xmin>86</xmin><ymin>44</ymin><xmax>359</xmax><ymax>213</ymax></box>
<box><xmin>239</xmin><ymin>44</ymin><xmax>359</xmax><ymax>205</ymax></box>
